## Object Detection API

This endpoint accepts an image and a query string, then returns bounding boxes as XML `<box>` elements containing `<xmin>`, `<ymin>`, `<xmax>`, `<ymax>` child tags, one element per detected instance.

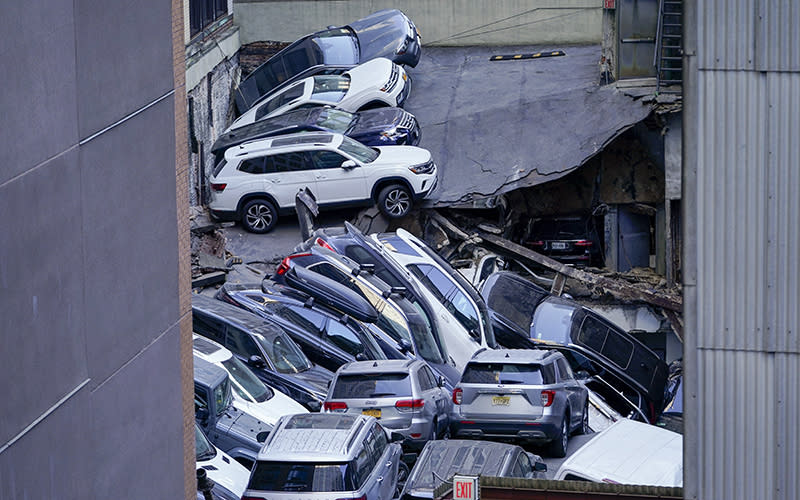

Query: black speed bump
<box><xmin>490</xmin><ymin>51</ymin><xmax>566</xmax><ymax>61</ymax></box>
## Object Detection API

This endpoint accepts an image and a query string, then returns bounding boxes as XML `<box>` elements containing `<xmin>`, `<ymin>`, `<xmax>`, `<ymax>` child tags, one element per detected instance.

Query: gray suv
<box><xmin>450</xmin><ymin>349</ymin><xmax>589</xmax><ymax>457</ymax></box>
<box><xmin>325</xmin><ymin>359</ymin><xmax>452</xmax><ymax>450</ymax></box>
<box><xmin>244</xmin><ymin>413</ymin><xmax>403</xmax><ymax>500</ymax></box>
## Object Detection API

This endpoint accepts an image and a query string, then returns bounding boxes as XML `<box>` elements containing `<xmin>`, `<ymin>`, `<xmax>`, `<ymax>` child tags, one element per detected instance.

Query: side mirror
<box><xmin>575</xmin><ymin>370</ymin><xmax>591</xmax><ymax>380</ymax></box>
<box><xmin>196</xmin><ymin>407</ymin><xmax>209</xmax><ymax>424</ymax></box>
<box><xmin>341</xmin><ymin>160</ymin><xmax>356</xmax><ymax>169</ymax></box>
<box><xmin>306</xmin><ymin>400</ymin><xmax>322</xmax><ymax>412</ymax></box>
<box><xmin>533</xmin><ymin>461</ymin><xmax>548</xmax><ymax>472</ymax></box>
<box><xmin>398</xmin><ymin>339</ymin><xmax>413</xmax><ymax>354</ymax></box>
<box><xmin>437</xmin><ymin>375</ymin><xmax>446</xmax><ymax>388</ymax></box>
<box><xmin>390</xmin><ymin>432</ymin><xmax>406</xmax><ymax>443</ymax></box>
<box><xmin>355</xmin><ymin>352</ymin><xmax>368</xmax><ymax>361</ymax></box>
<box><xmin>248</xmin><ymin>355</ymin><xmax>266</xmax><ymax>368</ymax></box>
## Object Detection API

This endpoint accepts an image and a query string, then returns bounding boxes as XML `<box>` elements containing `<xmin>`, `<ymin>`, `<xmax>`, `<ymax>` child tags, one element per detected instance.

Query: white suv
<box><xmin>208</xmin><ymin>132</ymin><xmax>437</xmax><ymax>233</ymax></box>
<box><xmin>227</xmin><ymin>57</ymin><xmax>410</xmax><ymax>133</ymax></box>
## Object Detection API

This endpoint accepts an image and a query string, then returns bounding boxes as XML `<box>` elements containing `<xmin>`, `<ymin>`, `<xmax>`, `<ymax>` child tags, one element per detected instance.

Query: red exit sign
<box><xmin>453</xmin><ymin>476</ymin><xmax>479</xmax><ymax>500</ymax></box>
<box><xmin>604</xmin><ymin>0</ymin><xmax>615</xmax><ymax>8</ymax></box>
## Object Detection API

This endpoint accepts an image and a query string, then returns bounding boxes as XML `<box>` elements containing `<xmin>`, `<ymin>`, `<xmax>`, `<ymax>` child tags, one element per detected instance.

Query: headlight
<box><xmin>397</xmin><ymin>37</ymin><xmax>410</xmax><ymax>55</ymax></box>
<box><xmin>409</xmin><ymin>161</ymin><xmax>434</xmax><ymax>174</ymax></box>
<box><xmin>380</xmin><ymin>128</ymin><xmax>401</xmax><ymax>140</ymax></box>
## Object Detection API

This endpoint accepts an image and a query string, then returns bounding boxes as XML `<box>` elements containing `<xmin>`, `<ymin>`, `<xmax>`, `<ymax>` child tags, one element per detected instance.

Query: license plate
<box><xmin>551</xmin><ymin>242</ymin><xmax>567</xmax><ymax>250</ymax></box>
<box><xmin>362</xmin><ymin>409</ymin><xmax>381</xmax><ymax>418</ymax></box>
<box><xmin>492</xmin><ymin>396</ymin><xmax>510</xmax><ymax>406</ymax></box>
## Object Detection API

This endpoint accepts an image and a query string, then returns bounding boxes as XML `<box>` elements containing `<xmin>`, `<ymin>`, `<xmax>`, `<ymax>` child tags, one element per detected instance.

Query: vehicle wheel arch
<box><xmin>236</xmin><ymin>192</ymin><xmax>280</xmax><ymax>216</ymax></box>
<box><xmin>371</xmin><ymin>178</ymin><xmax>413</xmax><ymax>203</ymax></box>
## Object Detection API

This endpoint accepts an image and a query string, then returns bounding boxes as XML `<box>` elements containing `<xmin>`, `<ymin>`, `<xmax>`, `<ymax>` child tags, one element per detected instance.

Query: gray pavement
<box><xmin>403</xmin><ymin>45</ymin><xmax>652</xmax><ymax>206</ymax></box>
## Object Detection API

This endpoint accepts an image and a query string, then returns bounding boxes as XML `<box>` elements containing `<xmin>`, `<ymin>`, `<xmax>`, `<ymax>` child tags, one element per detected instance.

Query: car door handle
<box><xmin>316</xmin><ymin>174</ymin><xmax>327</xmax><ymax>180</ymax></box>
<box><xmin>376</xmin><ymin>476</ymin><xmax>384</xmax><ymax>483</ymax></box>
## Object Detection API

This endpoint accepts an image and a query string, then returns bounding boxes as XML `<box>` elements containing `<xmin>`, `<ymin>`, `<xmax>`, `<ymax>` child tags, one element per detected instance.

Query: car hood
<box><xmin>291</xmin><ymin>363</ymin><xmax>333</xmax><ymax>397</ymax></box>
<box><xmin>234</xmin><ymin>391</ymin><xmax>307</xmax><ymax>427</ymax></box>
<box><xmin>198</xmin><ymin>448</ymin><xmax>249</xmax><ymax>498</ymax></box>
<box><xmin>216</xmin><ymin>407</ymin><xmax>273</xmax><ymax>449</ymax></box>
<box><xmin>345</xmin><ymin>58</ymin><xmax>394</xmax><ymax>93</ymax></box>
<box><xmin>372</xmin><ymin>145</ymin><xmax>431</xmax><ymax>166</ymax></box>
<box><xmin>351</xmin><ymin>107</ymin><xmax>408</xmax><ymax>134</ymax></box>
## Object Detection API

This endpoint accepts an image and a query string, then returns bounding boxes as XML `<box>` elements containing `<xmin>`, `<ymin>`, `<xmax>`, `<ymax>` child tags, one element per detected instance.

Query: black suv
<box><xmin>191</xmin><ymin>294</ymin><xmax>332</xmax><ymax>411</ymax></box>
<box><xmin>216</xmin><ymin>276</ymin><xmax>393</xmax><ymax>373</ymax></box>
<box><xmin>521</xmin><ymin>215</ymin><xmax>603</xmax><ymax>267</ymax></box>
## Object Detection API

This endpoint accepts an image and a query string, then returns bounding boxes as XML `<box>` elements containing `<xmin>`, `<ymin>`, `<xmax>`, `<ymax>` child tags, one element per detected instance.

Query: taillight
<box><xmin>324</xmin><ymin>401</ymin><xmax>348</xmax><ymax>412</ymax></box>
<box><xmin>210</xmin><ymin>183</ymin><xmax>227</xmax><ymax>192</ymax></box>
<box><xmin>314</xmin><ymin>237</ymin><xmax>335</xmax><ymax>252</ymax></box>
<box><xmin>275</xmin><ymin>252</ymin><xmax>311</xmax><ymax>276</ymax></box>
<box><xmin>541</xmin><ymin>390</ymin><xmax>555</xmax><ymax>407</ymax></box>
<box><xmin>453</xmin><ymin>388</ymin><xmax>462</xmax><ymax>405</ymax></box>
<box><xmin>573</xmin><ymin>240</ymin><xmax>593</xmax><ymax>247</ymax></box>
<box><xmin>395</xmin><ymin>398</ymin><xmax>425</xmax><ymax>411</ymax></box>
<box><xmin>528</xmin><ymin>241</ymin><xmax>544</xmax><ymax>247</ymax></box>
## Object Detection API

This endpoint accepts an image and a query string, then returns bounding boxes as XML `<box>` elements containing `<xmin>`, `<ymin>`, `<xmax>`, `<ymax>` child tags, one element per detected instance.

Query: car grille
<box><xmin>384</xmin><ymin>64</ymin><xmax>400</xmax><ymax>92</ymax></box>
<box><xmin>399</xmin><ymin>111</ymin><xmax>416</xmax><ymax>129</ymax></box>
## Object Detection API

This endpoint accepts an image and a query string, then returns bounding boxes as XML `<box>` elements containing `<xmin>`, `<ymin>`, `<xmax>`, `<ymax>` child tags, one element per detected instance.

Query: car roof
<box><xmin>193</xmin><ymin>355</ymin><xmax>228</xmax><ymax>386</ymax></box>
<box><xmin>405</xmin><ymin>440</ymin><xmax>519</xmax><ymax>493</ymax></box>
<box><xmin>192</xmin><ymin>334</ymin><xmax>232</xmax><ymax>364</ymax></box>
<box><xmin>337</xmin><ymin>359</ymin><xmax>419</xmax><ymax>375</ymax></box>
<box><xmin>469</xmin><ymin>348</ymin><xmax>556</xmax><ymax>364</ymax></box>
<box><xmin>191</xmin><ymin>293</ymin><xmax>287</xmax><ymax>340</ymax></box>
<box><xmin>211</xmin><ymin>107</ymin><xmax>327</xmax><ymax>155</ymax></box>
<box><xmin>258</xmin><ymin>413</ymin><xmax>371</xmax><ymax>461</ymax></box>
<box><xmin>224</xmin><ymin>131</ymin><xmax>340</xmax><ymax>159</ymax></box>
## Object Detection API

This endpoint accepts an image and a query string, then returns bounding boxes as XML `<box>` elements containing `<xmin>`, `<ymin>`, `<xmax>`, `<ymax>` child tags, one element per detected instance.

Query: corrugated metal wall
<box><xmin>685</xmin><ymin>1</ymin><xmax>800</xmax><ymax>499</ymax></box>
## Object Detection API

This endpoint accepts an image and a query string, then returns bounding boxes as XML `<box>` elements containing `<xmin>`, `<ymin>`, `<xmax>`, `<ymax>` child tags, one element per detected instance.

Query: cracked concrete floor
<box><xmin>403</xmin><ymin>45</ymin><xmax>653</xmax><ymax>207</ymax></box>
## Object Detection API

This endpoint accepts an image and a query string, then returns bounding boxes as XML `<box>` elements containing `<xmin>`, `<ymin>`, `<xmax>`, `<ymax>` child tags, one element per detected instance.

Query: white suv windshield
<box><xmin>339</xmin><ymin>135</ymin><xmax>379</xmax><ymax>163</ymax></box>
<box><xmin>221</xmin><ymin>356</ymin><xmax>274</xmax><ymax>403</ymax></box>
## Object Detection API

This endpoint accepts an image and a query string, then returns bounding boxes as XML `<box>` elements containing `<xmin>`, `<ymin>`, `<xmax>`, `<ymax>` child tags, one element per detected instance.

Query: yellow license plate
<box><xmin>362</xmin><ymin>409</ymin><xmax>381</xmax><ymax>418</ymax></box>
<box><xmin>492</xmin><ymin>396</ymin><xmax>510</xmax><ymax>406</ymax></box>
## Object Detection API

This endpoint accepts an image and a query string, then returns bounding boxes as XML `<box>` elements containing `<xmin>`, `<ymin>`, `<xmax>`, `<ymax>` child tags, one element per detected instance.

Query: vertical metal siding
<box><xmin>698</xmin><ymin>0</ymin><xmax>756</xmax><ymax>69</ymax></box>
<box><xmin>767</xmin><ymin>72</ymin><xmax>800</xmax><ymax>354</ymax></box>
<box><xmin>696</xmin><ymin>71</ymin><xmax>768</xmax><ymax>352</ymax></box>
<box><xmin>757</xmin><ymin>0</ymin><xmax>800</xmax><ymax>71</ymax></box>
<box><xmin>690</xmin><ymin>2</ymin><xmax>800</xmax><ymax>499</ymax></box>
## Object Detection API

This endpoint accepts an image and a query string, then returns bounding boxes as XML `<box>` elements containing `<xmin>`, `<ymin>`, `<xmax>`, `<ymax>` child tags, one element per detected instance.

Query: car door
<box><xmin>261</xmin><ymin>151</ymin><xmax>318</xmax><ymax>209</ymax></box>
<box><xmin>308</xmin><ymin>149</ymin><xmax>369</xmax><ymax>204</ymax></box>
<box><xmin>367</xmin><ymin>424</ymin><xmax>398</xmax><ymax>500</ymax></box>
<box><xmin>420</xmin><ymin>365</ymin><xmax>449</xmax><ymax>431</ymax></box>
<box><xmin>555</xmin><ymin>357</ymin><xmax>582</xmax><ymax>429</ymax></box>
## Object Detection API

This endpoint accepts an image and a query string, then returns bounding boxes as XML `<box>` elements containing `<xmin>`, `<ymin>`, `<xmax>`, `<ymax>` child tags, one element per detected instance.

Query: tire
<box><xmin>395</xmin><ymin>460</ymin><xmax>410</xmax><ymax>497</ymax></box>
<box><xmin>377</xmin><ymin>184</ymin><xmax>412</xmax><ymax>219</ymax></box>
<box><xmin>577</xmin><ymin>401</ymin><xmax>590</xmax><ymax>435</ymax></box>
<box><xmin>241</xmin><ymin>199</ymin><xmax>277</xmax><ymax>234</ymax></box>
<box><xmin>548</xmin><ymin>413</ymin><xmax>569</xmax><ymax>458</ymax></box>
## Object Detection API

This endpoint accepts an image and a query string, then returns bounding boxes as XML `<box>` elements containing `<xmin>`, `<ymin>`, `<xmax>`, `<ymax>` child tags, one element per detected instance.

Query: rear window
<box><xmin>249</xmin><ymin>461</ymin><xmax>357</xmax><ymax>492</ymax></box>
<box><xmin>485</xmin><ymin>275</ymin><xmax>547</xmax><ymax>333</ymax></box>
<box><xmin>332</xmin><ymin>373</ymin><xmax>411</xmax><ymax>398</ymax></box>
<box><xmin>461</xmin><ymin>363</ymin><xmax>554</xmax><ymax>385</ymax></box>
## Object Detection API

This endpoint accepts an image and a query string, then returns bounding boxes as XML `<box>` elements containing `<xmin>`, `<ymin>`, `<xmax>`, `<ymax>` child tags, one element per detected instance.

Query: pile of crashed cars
<box><xmin>194</xmin><ymin>9</ymin><xmax>683</xmax><ymax>500</ymax></box>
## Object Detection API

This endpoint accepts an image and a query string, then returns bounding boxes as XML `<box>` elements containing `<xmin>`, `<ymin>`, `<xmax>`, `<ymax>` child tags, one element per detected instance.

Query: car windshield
<box><xmin>531</xmin><ymin>301</ymin><xmax>575</xmax><ymax>344</ymax></box>
<box><xmin>406</xmin><ymin>317</ymin><xmax>445</xmax><ymax>364</ymax></box>
<box><xmin>249</xmin><ymin>461</ymin><xmax>357</xmax><ymax>492</ymax></box>
<box><xmin>195</xmin><ymin>425</ymin><xmax>216</xmax><ymax>461</ymax></box>
<box><xmin>461</xmin><ymin>363</ymin><xmax>553</xmax><ymax>385</ymax></box>
<box><xmin>213</xmin><ymin>377</ymin><xmax>234</xmax><ymax>417</ymax></box>
<box><xmin>221</xmin><ymin>356</ymin><xmax>274</xmax><ymax>403</ymax></box>
<box><xmin>332</xmin><ymin>373</ymin><xmax>411</xmax><ymax>398</ymax></box>
<box><xmin>313</xmin><ymin>28</ymin><xmax>359</xmax><ymax>64</ymax></box>
<box><xmin>311</xmin><ymin>75</ymin><xmax>349</xmax><ymax>103</ymax></box>
<box><xmin>315</xmin><ymin>108</ymin><xmax>356</xmax><ymax>133</ymax></box>
<box><xmin>252</xmin><ymin>332</ymin><xmax>313</xmax><ymax>373</ymax></box>
<box><xmin>339</xmin><ymin>135</ymin><xmax>379</xmax><ymax>163</ymax></box>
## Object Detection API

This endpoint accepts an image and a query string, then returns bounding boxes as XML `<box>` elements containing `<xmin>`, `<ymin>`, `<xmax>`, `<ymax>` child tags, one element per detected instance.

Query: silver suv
<box><xmin>324</xmin><ymin>359</ymin><xmax>452</xmax><ymax>450</ymax></box>
<box><xmin>244</xmin><ymin>413</ymin><xmax>403</xmax><ymax>500</ymax></box>
<box><xmin>450</xmin><ymin>349</ymin><xmax>589</xmax><ymax>458</ymax></box>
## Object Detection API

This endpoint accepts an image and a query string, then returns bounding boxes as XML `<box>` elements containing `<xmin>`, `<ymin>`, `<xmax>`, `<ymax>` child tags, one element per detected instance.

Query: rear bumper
<box><xmin>450</xmin><ymin>419</ymin><xmax>560</xmax><ymax>443</ymax></box>
<box><xmin>208</xmin><ymin>208</ymin><xmax>238</xmax><ymax>222</ymax></box>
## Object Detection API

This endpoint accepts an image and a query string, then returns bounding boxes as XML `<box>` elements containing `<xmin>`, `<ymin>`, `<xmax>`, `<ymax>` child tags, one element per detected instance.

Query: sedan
<box><xmin>235</xmin><ymin>9</ymin><xmax>421</xmax><ymax>113</ymax></box>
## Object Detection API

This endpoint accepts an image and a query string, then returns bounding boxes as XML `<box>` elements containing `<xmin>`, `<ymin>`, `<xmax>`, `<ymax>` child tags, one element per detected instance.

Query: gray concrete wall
<box><xmin>233</xmin><ymin>0</ymin><xmax>602</xmax><ymax>46</ymax></box>
<box><xmin>0</xmin><ymin>0</ymin><xmax>190</xmax><ymax>498</ymax></box>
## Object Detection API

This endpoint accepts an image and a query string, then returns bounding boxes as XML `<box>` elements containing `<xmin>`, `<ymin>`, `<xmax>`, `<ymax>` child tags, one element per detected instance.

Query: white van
<box><xmin>554</xmin><ymin>418</ymin><xmax>682</xmax><ymax>487</ymax></box>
